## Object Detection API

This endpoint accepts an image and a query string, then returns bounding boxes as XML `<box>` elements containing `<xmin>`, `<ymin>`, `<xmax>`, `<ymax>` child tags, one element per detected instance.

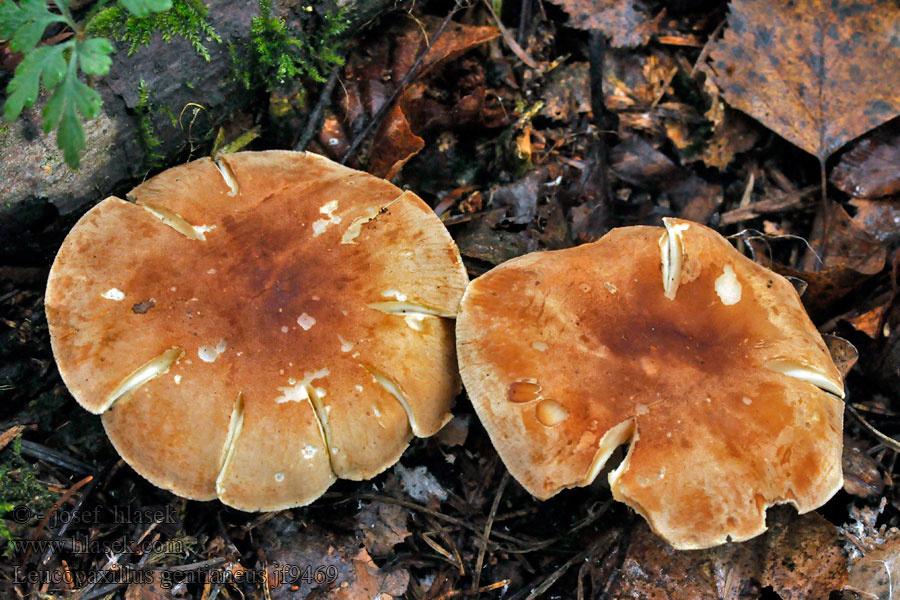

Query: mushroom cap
<box><xmin>46</xmin><ymin>150</ymin><xmax>468</xmax><ymax>511</ymax></box>
<box><xmin>456</xmin><ymin>218</ymin><xmax>844</xmax><ymax>549</ymax></box>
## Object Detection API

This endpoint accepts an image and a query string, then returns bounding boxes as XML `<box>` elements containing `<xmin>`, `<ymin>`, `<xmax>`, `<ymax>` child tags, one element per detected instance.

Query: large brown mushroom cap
<box><xmin>456</xmin><ymin>218</ymin><xmax>844</xmax><ymax>549</ymax></box>
<box><xmin>46</xmin><ymin>150</ymin><xmax>468</xmax><ymax>511</ymax></box>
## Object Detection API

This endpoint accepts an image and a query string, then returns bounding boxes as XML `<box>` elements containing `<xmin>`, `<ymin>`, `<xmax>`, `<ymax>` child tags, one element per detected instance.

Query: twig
<box><xmin>515</xmin><ymin>529</ymin><xmax>621</xmax><ymax>600</ymax></box>
<box><xmin>294</xmin><ymin>63</ymin><xmax>344</xmax><ymax>152</ymax></box>
<box><xmin>472</xmin><ymin>471</ymin><xmax>509</xmax><ymax>594</ymax></box>
<box><xmin>39</xmin><ymin>473</ymin><xmax>101</xmax><ymax>568</ymax></box>
<box><xmin>23</xmin><ymin>475</ymin><xmax>93</xmax><ymax>566</ymax></box>
<box><xmin>848</xmin><ymin>404</ymin><xmax>900</xmax><ymax>454</ymax></box>
<box><xmin>20</xmin><ymin>439</ymin><xmax>95</xmax><ymax>474</ymax></box>
<box><xmin>340</xmin><ymin>1</ymin><xmax>465</xmax><ymax>164</ymax></box>
<box><xmin>482</xmin><ymin>0</ymin><xmax>537</xmax><ymax>68</ymax></box>
<box><xmin>516</xmin><ymin>0</ymin><xmax>531</xmax><ymax>47</ymax></box>
<box><xmin>586</xmin><ymin>30</ymin><xmax>610</xmax><ymax>208</ymax></box>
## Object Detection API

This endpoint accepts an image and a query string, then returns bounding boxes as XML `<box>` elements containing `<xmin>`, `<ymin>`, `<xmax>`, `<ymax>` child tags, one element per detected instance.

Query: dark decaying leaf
<box><xmin>849</xmin><ymin>198</ymin><xmax>900</xmax><ymax>244</ymax></box>
<box><xmin>832</xmin><ymin>124</ymin><xmax>900</xmax><ymax>199</ymax></box>
<box><xmin>823</xmin><ymin>333</ymin><xmax>859</xmax><ymax>379</ymax></box>
<box><xmin>257</xmin><ymin>515</ymin><xmax>410</xmax><ymax>599</ymax></box>
<box><xmin>700</xmin><ymin>107</ymin><xmax>760</xmax><ymax>170</ymax></box>
<box><xmin>842</xmin><ymin>435</ymin><xmax>886</xmax><ymax>499</ymax></box>
<box><xmin>539</xmin><ymin>62</ymin><xmax>592</xmax><ymax>122</ymax></box>
<box><xmin>546</xmin><ymin>0</ymin><xmax>653</xmax><ymax>48</ymax></box>
<box><xmin>847</xmin><ymin>535</ymin><xmax>900</xmax><ymax>600</ymax></box>
<box><xmin>766</xmin><ymin>200</ymin><xmax>887</xmax><ymax>316</ymax></box>
<box><xmin>707</xmin><ymin>0</ymin><xmax>900</xmax><ymax>160</ymax></box>
<box><xmin>316</xmin><ymin>17</ymin><xmax>499</xmax><ymax>179</ymax></box>
<box><xmin>609</xmin><ymin>135</ymin><xmax>678</xmax><ymax>186</ymax></box>
<box><xmin>356</xmin><ymin>500</ymin><xmax>411</xmax><ymax>556</ymax></box>
<box><xmin>607</xmin><ymin>508</ymin><xmax>847</xmax><ymax>600</ymax></box>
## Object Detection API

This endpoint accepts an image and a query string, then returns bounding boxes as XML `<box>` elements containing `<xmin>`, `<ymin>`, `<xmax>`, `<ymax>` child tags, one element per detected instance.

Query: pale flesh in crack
<box><xmin>457</xmin><ymin>218</ymin><xmax>844</xmax><ymax>549</ymax></box>
<box><xmin>47</xmin><ymin>151</ymin><xmax>468</xmax><ymax>510</ymax></box>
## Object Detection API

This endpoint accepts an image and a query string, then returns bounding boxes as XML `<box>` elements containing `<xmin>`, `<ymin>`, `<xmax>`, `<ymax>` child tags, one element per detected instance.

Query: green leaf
<box><xmin>118</xmin><ymin>0</ymin><xmax>174</xmax><ymax>18</ymax></box>
<box><xmin>77</xmin><ymin>38</ymin><xmax>114</xmax><ymax>75</ymax></box>
<box><xmin>0</xmin><ymin>0</ymin><xmax>68</xmax><ymax>53</ymax></box>
<box><xmin>42</xmin><ymin>57</ymin><xmax>102</xmax><ymax>168</ymax></box>
<box><xmin>2</xmin><ymin>44</ymin><xmax>68</xmax><ymax>121</ymax></box>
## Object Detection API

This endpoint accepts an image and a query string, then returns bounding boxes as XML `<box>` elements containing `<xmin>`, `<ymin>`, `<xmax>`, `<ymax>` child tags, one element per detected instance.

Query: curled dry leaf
<box><xmin>832</xmin><ymin>125</ymin><xmax>900</xmax><ymax>198</ymax></box>
<box><xmin>707</xmin><ymin>0</ymin><xmax>900</xmax><ymax>160</ymax></box>
<box><xmin>842</xmin><ymin>435</ymin><xmax>885</xmax><ymax>499</ymax></box>
<box><xmin>546</xmin><ymin>0</ymin><xmax>653</xmax><ymax>48</ymax></box>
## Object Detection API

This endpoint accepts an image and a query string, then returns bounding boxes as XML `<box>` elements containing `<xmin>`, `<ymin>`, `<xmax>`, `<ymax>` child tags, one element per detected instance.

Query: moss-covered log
<box><xmin>0</xmin><ymin>0</ymin><xmax>400</xmax><ymax>224</ymax></box>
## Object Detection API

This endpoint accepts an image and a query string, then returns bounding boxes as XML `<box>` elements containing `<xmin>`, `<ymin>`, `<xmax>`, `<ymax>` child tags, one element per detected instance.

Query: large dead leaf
<box><xmin>546</xmin><ymin>0</ymin><xmax>653</xmax><ymax>48</ymax></box>
<box><xmin>607</xmin><ymin>509</ymin><xmax>848</xmax><ymax>599</ymax></box>
<box><xmin>707</xmin><ymin>0</ymin><xmax>900</xmax><ymax>160</ymax></box>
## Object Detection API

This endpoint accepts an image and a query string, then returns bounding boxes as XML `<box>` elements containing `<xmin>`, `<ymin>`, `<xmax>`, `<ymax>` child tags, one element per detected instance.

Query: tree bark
<box><xmin>0</xmin><ymin>0</ymin><xmax>401</xmax><ymax>223</ymax></box>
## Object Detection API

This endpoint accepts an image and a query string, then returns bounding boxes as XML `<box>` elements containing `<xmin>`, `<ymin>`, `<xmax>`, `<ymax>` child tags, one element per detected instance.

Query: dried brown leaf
<box><xmin>847</xmin><ymin>535</ymin><xmax>900</xmax><ymax>599</ymax></box>
<box><xmin>546</xmin><ymin>0</ymin><xmax>653</xmax><ymax>48</ymax></box>
<box><xmin>540</xmin><ymin>62</ymin><xmax>592</xmax><ymax>122</ymax></box>
<box><xmin>842</xmin><ymin>436</ymin><xmax>885</xmax><ymax>499</ymax></box>
<box><xmin>707</xmin><ymin>0</ymin><xmax>900</xmax><ymax>160</ymax></box>
<box><xmin>850</xmin><ymin>198</ymin><xmax>900</xmax><ymax>244</ymax></box>
<box><xmin>356</xmin><ymin>500</ymin><xmax>411</xmax><ymax>556</ymax></box>
<box><xmin>369</xmin><ymin>101</ymin><xmax>425</xmax><ymax>180</ymax></box>
<box><xmin>832</xmin><ymin>126</ymin><xmax>900</xmax><ymax>198</ymax></box>
<box><xmin>768</xmin><ymin>200</ymin><xmax>887</xmax><ymax>315</ymax></box>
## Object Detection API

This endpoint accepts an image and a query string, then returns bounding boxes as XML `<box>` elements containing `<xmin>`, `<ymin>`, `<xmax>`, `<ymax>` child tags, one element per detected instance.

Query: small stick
<box><xmin>471</xmin><ymin>471</ymin><xmax>509</xmax><ymax>595</ymax></box>
<box><xmin>294</xmin><ymin>63</ymin><xmax>344</xmax><ymax>152</ymax></box>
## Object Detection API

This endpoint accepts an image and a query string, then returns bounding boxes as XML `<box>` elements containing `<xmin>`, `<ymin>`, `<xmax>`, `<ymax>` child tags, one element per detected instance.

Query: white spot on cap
<box><xmin>207</xmin><ymin>268</ymin><xmax>216</xmax><ymax>274</ymax></box>
<box><xmin>312</xmin><ymin>200</ymin><xmax>341</xmax><ymax>236</ymax></box>
<box><xmin>198</xmin><ymin>339</ymin><xmax>227</xmax><ymax>363</ymax></box>
<box><xmin>297</xmin><ymin>313</ymin><xmax>316</xmax><ymax>330</ymax></box>
<box><xmin>532</xmin><ymin>341</ymin><xmax>549</xmax><ymax>352</ymax></box>
<box><xmin>742</xmin><ymin>397</ymin><xmax>752</xmax><ymax>405</ymax></box>
<box><xmin>302</xmin><ymin>445</ymin><xmax>318</xmax><ymax>458</ymax></box>
<box><xmin>404</xmin><ymin>314</ymin><xmax>428</xmax><ymax>331</ymax></box>
<box><xmin>715</xmin><ymin>264</ymin><xmax>743</xmax><ymax>306</ymax></box>
<box><xmin>274</xmin><ymin>472</ymin><xmax>284</xmax><ymax>482</ymax></box>
<box><xmin>382</xmin><ymin>289</ymin><xmax>408</xmax><ymax>301</ymax></box>
<box><xmin>193</xmin><ymin>224</ymin><xmax>215</xmax><ymax>237</ymax></box>
<box><xmin>102</xmin><ymin>288</ymin><xmax>125</xmax><ymax>301</ymax></box>
<box><xmin>274</xmin><ymin>368</ymin><xmax>330</xmax><ymax>404</ymax></box>
<box><xmin>338</xmin><ymin>335</ymin><xmax>354</xmax><ymax>352</ymax></box>
<box><xmin>635</xmin><ymin>404</ymin><xmax>649</xmax><ymax>415</ymax></box>
<box><xmin>174</xmin><ymin>375</ymin><xmax>182</xmax><ymax>384</ymax></box>
<box><xmin>355</xmin><ymin>385</ymin><xmax>363</xmax><ymax>392</ymax></box>
<box><xmin>604</xmin><ymin>282</ymin><xmax>618</xmax><ymax>294</ymax></box>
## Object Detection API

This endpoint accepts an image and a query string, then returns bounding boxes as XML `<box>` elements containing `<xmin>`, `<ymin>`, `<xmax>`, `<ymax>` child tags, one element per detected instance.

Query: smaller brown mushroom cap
<box><xmin>46</xmin><ymin>151</ymin><xmax>468</xmax><ymax>511</ymax></box>
<box><xmin>456</xmin><ymin>218</ymin><xmax>844</xmax><ymax>549</ymax></box>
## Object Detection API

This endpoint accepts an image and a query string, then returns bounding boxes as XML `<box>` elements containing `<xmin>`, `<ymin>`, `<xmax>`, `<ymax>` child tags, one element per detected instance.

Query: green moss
<box><xmin>136</xmin><ymin>79</ymin><xmax>165</xmax><ymax>170</ymax></box>
<box><xmin>0</xmin><ymin>436</ymin><xmax>59</xmax><ymax>557</ymax></box>
<box><xmin>235</xmin><ymin>0</ymin><xmax>349</xmax><ymax>94</ymax></box>
<box><xmin>88</xmin><ymin>0</ymin><xmax>222</xmax><ymax>62</ymax></box>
